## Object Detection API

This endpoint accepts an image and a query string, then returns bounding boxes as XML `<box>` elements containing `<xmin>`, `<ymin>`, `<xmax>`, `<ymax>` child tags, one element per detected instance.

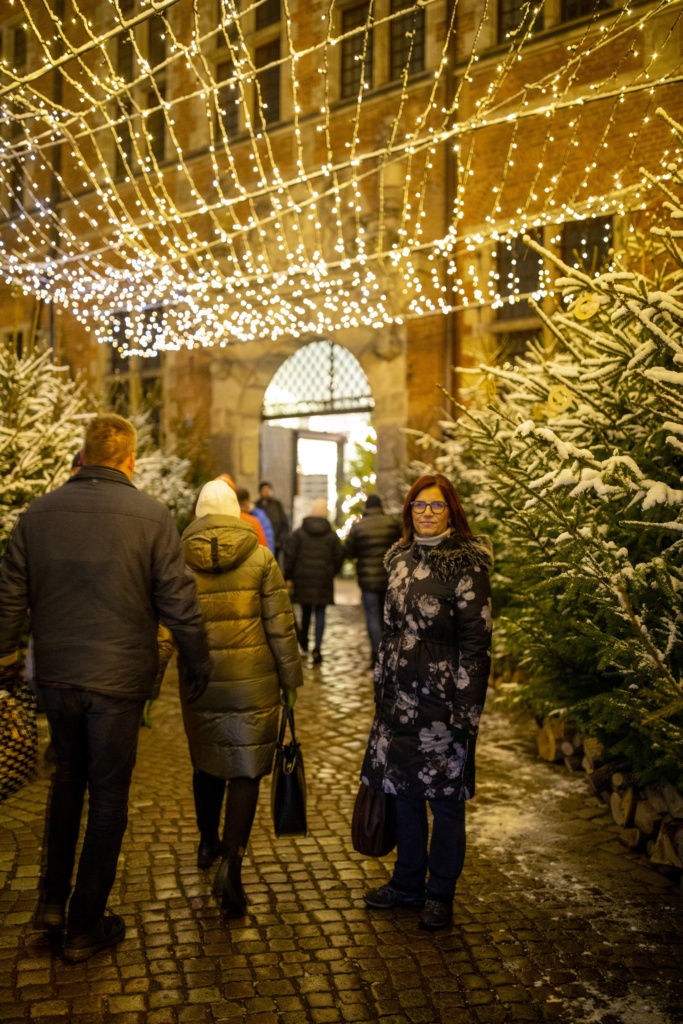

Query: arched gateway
<box><xmin>260</xmin><ymin>341</ymin><xmax>375</xmax><ymax>526</ymax></box>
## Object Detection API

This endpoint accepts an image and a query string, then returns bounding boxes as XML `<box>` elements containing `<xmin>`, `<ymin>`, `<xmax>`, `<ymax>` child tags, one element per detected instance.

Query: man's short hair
<box><xmin>236</xmin><ymin>488</ymin><xmax>250</xmax><ymax>504</ymax></box>
<box><xmin>259</xmin><ymin>481</ymin><xmax>271</xmax><ymax>491</ymax></box>
<box><xmin>83</xmin><ymin>414</ymin><xmax>137</xmax><ymax>468</ymax></box>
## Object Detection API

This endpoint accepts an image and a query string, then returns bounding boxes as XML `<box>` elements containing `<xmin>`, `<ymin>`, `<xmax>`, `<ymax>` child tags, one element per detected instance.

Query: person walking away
<box><xmin>255</xmin><ymin>481</ymin><xmax>289</xmax><ymax>559</ymax></box>
<box><xmin>0</xmin><ymin>414</ymin><xmax>210</xmax><ymax>961</ymax></box>
<box><xmin>157</xmin><ymin>479</ymin><xmax>303</xmax><ymax>917</ymax></box>
<box><xmin>215</xmin><ymin>474</ymin><xmax>268</xmax><ymax>548</ymax></box>
<box><xmin>360</xmin><ymin>473</ymin><xmax>492</xmax><ymax>931</ymax></box>
<box><xmin>236</xmin><ymin>487</ymin><xmax>275</xmax><ymax>551</ymax></box>
<box><xmin>284</xmin><ymin>498</ymin><xmax>344</xmax><ymax>665</ymax></box>
<box><xmin>343</xmin><ymin>494</ymin><xmax>401</xmax><ymax>669</ymax></box>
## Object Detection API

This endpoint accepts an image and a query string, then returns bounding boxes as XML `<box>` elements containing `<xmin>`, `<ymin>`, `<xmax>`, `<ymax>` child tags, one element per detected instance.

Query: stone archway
<box><xmin>207</xmin><ymin>327</ymin><xmax>408</xmax><ymax>509</ymax></box>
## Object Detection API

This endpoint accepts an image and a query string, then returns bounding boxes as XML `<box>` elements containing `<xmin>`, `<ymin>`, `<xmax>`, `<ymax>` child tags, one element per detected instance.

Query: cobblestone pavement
<box><xmin>1</xmin><ymin>596</ymin><xmax>682</xmax><ymax>1024</ymax></box>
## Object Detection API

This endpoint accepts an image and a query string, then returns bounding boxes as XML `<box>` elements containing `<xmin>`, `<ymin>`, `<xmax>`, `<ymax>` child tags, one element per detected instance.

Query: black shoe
<box><xmin>418</xmin><ymin>898</ymin><xmax>453</xmax><ymax>931</ymax></box>
<box><xmin>35</xmin><ymin>899</ymin><xmax>66</xmax><ymax>932</ymax></box>
<box><xmin>213</xmin><ymin>856</ymin><xmax>248</xmax><ymax>919</ymax></box>
<box><xmin>312</xmin><ymin>649</ymin><xmax>322</xmax><ymax>665</ymax></box>
<box><xmin>63</xmin><ymin>913</ymin><xmax>126</xmax><ymax>962</ymax></box>
<box><xmin>197</xmin><ymin>838</ymin><xmax>221</xmax><ymax>870</ymax></box>
<box><xmin>363</xmin><ymin>883</ymin><xmax>425</xmax><ymax>909</ymax></box>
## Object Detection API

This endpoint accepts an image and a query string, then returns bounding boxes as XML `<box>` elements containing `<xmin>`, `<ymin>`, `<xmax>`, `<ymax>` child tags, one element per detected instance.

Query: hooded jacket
<box><xmin>179</xmin><ymin>513</ymin><xmax>303</xmax><ymax>779</ymax></box>
<box><xmin>361</xmin><ymin>533</ymin><xmax>493</xmax><ymax>801</ymax></box>
<box><xmin>284</xmin><ymin>516</ymin><xmax>344</xmax><ymax>606</ymax></box>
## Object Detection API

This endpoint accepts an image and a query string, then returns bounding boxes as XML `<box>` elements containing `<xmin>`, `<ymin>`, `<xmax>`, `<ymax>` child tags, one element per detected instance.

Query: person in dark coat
<box><xmin>343</xmin><ymin>494</ymin><xmax>402</xmax><ymax>668</ymax></box>
<box><xmin>0</xmin><ymin>414</ymin><xmax>210</xmax><ymax>962</ymax></box>
<box><xmin>157</xmin><ymin>479</ymin><xmax>303</xmax><ymax>917</ymax></box>
<box><xmin>284</xmin><ymin>498</ymin><xmax>344</xmax><ymax>664</ymax></box>
<box><xmin>360</xmin><ymin>473</ymin><xmax>492</xmax><ymax>932</ymax></box>
<box><xmin>255</xmin><ymin>481</ymin><xmax>290</xmax><ymax>558</ymax></box>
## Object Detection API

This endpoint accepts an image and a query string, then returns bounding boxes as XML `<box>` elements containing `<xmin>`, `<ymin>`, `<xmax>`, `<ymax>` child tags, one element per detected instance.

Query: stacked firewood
<box><xmin>536</xmin><ymin>719</ymin><xmax>683</xmax><ymax>874</ymax></box>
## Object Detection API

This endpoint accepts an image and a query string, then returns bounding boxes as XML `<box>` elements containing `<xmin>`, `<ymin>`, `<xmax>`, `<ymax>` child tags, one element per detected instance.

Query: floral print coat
<box><xmin>360</xmin><ymin>533</ymin><xmax>493</xmax><ymax>802</ymax></box>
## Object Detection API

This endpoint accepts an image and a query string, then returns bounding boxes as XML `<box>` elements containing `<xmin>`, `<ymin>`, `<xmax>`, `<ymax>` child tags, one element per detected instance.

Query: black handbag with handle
<box><xmin>351</xmin><ymin>780</ymin><xmax>396</xmax><ymax>857</ymax></box>
<box><xmin>271</xmin><ymin>707</ymin><xmax>307</xmax><ymax>837</ymax></box>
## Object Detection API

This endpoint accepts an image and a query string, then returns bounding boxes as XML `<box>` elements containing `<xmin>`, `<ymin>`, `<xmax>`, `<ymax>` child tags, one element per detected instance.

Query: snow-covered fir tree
<box><xmin>417</xmin><ymin>109</ymin><xmax>683</xmax><ymax>786</ymax></box>
<box><xmin>132</xmin><ymin>412</ymin><xmax>197</xmax><ymax>531</ymax></box>
<box><xmin>0</xmin><ymin>341</ymin><xmax>92</xmax><ymax>554</ymax></box>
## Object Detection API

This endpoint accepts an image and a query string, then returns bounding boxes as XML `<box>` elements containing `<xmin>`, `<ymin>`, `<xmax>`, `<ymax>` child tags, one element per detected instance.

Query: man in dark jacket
<box><xmin>255</xmin><ymin>481</ymin><xmax>289</xmax><ymax>559</ymax></box>
<box><xmin>343</xmin><ymin>494</ymin><xmax>401</xmax><ymax>667</ymax></box>
<box><xmin>0</xmin><ymin>414</ymin><xmax>210</xmax><ymax>962</ymax></box>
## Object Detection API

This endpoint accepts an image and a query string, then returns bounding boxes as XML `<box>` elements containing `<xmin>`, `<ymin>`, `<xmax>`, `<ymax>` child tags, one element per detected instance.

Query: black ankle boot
<box><xmin>213</xmin><ymin>854</ymin><xmax>247</xmax><ymax>918</ymax></box>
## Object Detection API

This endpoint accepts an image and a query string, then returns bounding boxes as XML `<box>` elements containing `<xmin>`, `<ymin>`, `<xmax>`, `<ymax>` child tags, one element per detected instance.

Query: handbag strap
<box><xmin>278</xmin><ymin>705</ymin><xmax>297</xmax><ymax>745</ymax></box>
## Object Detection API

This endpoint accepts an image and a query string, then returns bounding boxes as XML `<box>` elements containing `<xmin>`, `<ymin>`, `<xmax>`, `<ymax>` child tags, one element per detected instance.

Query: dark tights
<box><xmin>192</xmin><ymin>770</ymin><xmax>260</xmax><ymax>858</ymax></box>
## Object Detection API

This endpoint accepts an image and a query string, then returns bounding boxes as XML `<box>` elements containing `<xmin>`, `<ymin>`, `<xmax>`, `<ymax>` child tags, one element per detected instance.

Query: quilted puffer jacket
<box><xmin>178</xmin><ymin>514</ymin><xmax>303</xmax><ymax>779</ymax></box>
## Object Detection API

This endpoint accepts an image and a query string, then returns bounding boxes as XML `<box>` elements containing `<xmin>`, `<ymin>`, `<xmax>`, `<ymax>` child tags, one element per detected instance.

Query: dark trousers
<box><xmin>38</xmin><ymin>685</ymin><xmax>143</xmax><ymax>936</ymax></box>
<box><xmin>193</xmin><ymin>770</ymin><xmax>261</xmax><ymax>857</ymax></box>
<box><xmin>300</xmin><ymin>604</ymin><xmax>326</xmax><ymax>651</ymax></box>
<box><xmin>361</xmin><ymin>590</ymin><xmax>386</xmax><ymax>660</ymax></box>
<box><xmin>391</xmin><ymin>794</ymin><xmax>466</xmax><ymax>903</ymax></box>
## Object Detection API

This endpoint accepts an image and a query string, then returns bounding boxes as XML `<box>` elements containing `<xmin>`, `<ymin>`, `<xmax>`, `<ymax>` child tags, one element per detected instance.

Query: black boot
<box><xmin>213</xmin><ymin>853</ymin><xmax>247</xmax><ymax>918</ymax></box>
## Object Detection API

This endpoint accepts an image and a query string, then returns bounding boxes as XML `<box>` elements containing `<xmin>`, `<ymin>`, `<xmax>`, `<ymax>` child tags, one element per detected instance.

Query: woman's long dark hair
<box><xmin>401</xmin><ymin>473</ymin><xmax>472</xmax><ymax>545</ymax></box>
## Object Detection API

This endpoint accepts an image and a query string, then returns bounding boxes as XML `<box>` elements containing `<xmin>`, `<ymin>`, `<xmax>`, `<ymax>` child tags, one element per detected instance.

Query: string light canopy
<box><xmin>0</xmin><ymin>0</ymin><xmax>681</xmax><ymax>355</ymax></box>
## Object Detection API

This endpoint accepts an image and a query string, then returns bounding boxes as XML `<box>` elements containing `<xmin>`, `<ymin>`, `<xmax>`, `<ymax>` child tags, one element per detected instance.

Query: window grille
<box><xmin>498</xmin><ymin>1</ymin><xmax>543</xmax><ymax>43</ymax></box>
<box><xmin>390</xmin><ymin>0</ymin><xmax>425</xmax><ymax>80</ymax></box>
<box><xmin>256</xmin><ymin>38</ymin><xmax>280</xmax><ymax>124</ymax></box>
<box><xmin>496</xmin><ymin>229</ymin><xmax>543</xmax><ymax>320</ymax></box>
<box><xmin>217</xmin><ymin>60</ymin><xmax>239</xmax><ymax>137</ymax></box>
<box><xmin>13</xmin><ymin>25</ymin><xmax>27</xmax><ymax>68</ymax></box>
<box><xmin>341</xmin><ymin>3</ymin><xmax>373</xmax><ymax>99</ymax></box>
<box><xmin>256</xmin><ymin>0</ymin><xmax>280</xmax><ymax>31</ymax></box>
<box><xmin>262</xmin><ymin>341</ymin><xmax>374</xmax><ymax>419</ymax></box>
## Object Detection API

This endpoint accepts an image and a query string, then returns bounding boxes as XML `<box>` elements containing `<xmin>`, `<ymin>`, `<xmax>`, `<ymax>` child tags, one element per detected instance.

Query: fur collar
<box><xmin>384</xmin><ymin>534</ymin><xmax>493</xmax><ymax>579</ymax></box>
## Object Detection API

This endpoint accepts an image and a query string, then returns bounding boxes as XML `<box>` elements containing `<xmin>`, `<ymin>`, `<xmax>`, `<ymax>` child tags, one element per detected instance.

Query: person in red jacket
<box><xmin>215</xmin><ymin>474</ymin><xmax>268</xmax><ymax>547</ymax></box>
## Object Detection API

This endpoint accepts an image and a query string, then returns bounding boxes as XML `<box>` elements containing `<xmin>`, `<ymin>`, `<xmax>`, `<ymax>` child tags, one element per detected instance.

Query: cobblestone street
<box><xmin>1</xmin><ymin>594</ymin><xmax>682</xmax><ymax>1024</ymax></box>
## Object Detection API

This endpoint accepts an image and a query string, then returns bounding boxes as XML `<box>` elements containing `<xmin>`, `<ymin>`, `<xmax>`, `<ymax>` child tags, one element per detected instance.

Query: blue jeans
<box><xmin>38</xmin><ymin>685</ymin><xmax>144</xmax><ymax>936</ymax></box>
<box><xmin>361</xmin><ymin>590</ymin><xmax>385</xmax><ymax>660</ymax></box>
<box><xmin>300</xmin><ymin>605</ymin><xmax>326</xmax><ymax>651</ymax></box>
<box><xmin>391</xmin><ymin>795</ymin><xmax>466</xmax><ymax>903</ymax></box>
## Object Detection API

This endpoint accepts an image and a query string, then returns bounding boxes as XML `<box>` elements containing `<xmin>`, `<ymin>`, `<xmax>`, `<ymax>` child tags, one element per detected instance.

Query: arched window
<box><xmin>262</xmin><ymin>340</ymin><xmax>374</xmax><ymax>419</ymax></box>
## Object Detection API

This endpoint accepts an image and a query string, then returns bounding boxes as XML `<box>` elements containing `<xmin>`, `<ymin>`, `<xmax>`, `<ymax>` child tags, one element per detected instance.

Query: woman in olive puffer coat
<box><xmin>171</xmin><ymin>479</ymin><xmax>303</xmax><ymax>917</ymax></box>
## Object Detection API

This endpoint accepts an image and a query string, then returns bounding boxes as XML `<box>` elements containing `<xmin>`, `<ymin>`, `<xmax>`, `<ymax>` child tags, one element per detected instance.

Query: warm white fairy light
<box><xmin>0</xmin><ymin>0</ymin><xmax>682</xmax><ymax>353</ymax></box>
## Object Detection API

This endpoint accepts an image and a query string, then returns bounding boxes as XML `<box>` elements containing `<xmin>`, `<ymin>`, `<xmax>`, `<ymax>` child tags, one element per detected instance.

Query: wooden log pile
<box><xmin>537</xmin><ymin>718</ymin><xmax>683</xmax><ymax>876</ymax></box>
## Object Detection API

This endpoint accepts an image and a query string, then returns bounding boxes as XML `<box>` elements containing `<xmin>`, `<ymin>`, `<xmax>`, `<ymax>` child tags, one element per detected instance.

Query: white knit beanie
<box><xmin>195</xmin><ymin>479</ymin><xmax>241</xmax><ymax>519</ymax></box>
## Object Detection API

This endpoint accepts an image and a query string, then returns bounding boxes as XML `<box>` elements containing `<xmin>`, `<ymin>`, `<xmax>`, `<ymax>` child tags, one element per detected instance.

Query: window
<box><xmin>561</xmin><ymin>217</ymin><xmax>612</xmax><ymax>276</ymax></box>
<box><xmin>147</xmin><ymin>85</ymin><xmax>166</xmax><ymax>163</ymax></box>
<box><xmin>255</xmin><ymin>38</ymin><xmax>280</xmax><ymax>125</ymax></box>
<box><xmin>217</xmin><ymin>60</ymin><xmax>239</xmax><ymax>136</ymax></box>
<box><xmin>389</xmin><ymin>0</ymin><xmax>424</xmax><ymax>80</ymax></box>
<box><xmin>117</xmin><ymin>32</ymin><xmax>134</xmax><ymax>82</ymax></box>
<box><xmin>561</xmin><ymin>0</ymin><xmax>610</xmax><ymax>20</ymax></box>
<box><xmin>255</xmin><ymin>0</ymin><xmax>280</xmax><ymax>31</ymax></box>
<box><xmin>148</xmin><ymin>15</ymin><xmax>166</xmax><ymax>71</ymax></box>
<box><xmin>13</xmin><ymin>24</ymin><xmax>27</xmax><ymax>68</ymax></box>
<box><xmin>107</xmin><ymin>313</ymin><xmax>163</xmax><ymax>440</ymax></box>
<box><xmin>341</xmin><ymin>2</ymin><xmax>373</xmax><ymax>99</ymax></box>
<box><xmin>115</xmin><ymin>96</ymin><xmax>134</xmax><ymax>178</ymax></box>
<box><xmin>498</xmin><ymin>0</ymin><xmax>543</xmax><ymax>43</ymax></box>
<box><xmin>9</xmin><ymin>157</ymin><xmax>25</xmax><ymax>214</ymax></box>
<box><xmin>119</xmin><ymin>0</ymin><xmax>135</xmax><ymax>11</ymax></box>
<box><xmin>496</xmin><ymin>230</ymin><xmax>543</xmax><ymax>320</ymax></box>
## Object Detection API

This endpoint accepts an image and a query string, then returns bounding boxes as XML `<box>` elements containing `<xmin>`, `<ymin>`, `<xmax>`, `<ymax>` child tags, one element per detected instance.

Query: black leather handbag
<box><xmin>271</xmin><ymin>707</ymin><xmax>307</xmax><ymax>836</ymax></box>
<box><xmin>351</xmin><ymin>781</ymin><xmax>396</xmax><ymax>857</ymax></box>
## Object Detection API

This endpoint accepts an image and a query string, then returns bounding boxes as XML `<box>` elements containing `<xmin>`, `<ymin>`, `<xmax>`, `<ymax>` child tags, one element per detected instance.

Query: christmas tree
<box><xmin>421</xmin><ymin>110</ymin><xmax>683</xmax><ymax>787</ymax></box>
<box><xmin>0</xmin><ymin>340</ymin><xmax>92</xmax><ymax>555</ymax></box>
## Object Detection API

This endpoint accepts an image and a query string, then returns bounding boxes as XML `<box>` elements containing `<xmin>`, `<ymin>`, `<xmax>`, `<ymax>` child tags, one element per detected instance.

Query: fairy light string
<box><xmin>0</xmin><ymin>0</ymin><xmax>682</xmax><ymax>351</ymax></box>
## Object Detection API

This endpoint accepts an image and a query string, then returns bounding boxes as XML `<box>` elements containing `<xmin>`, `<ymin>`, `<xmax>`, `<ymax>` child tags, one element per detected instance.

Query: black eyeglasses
<box><xmin>410</xmin><ymin>500</ymin><xmax>447</xmax><ymax>514</ymax></box>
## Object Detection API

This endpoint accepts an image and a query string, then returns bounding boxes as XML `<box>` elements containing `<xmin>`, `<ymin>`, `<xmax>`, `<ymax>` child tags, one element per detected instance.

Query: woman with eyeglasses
<box><xmin>359</xmin><ymin>473</ymin><xmax>492</xmax><ymax>931</ymax></box>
